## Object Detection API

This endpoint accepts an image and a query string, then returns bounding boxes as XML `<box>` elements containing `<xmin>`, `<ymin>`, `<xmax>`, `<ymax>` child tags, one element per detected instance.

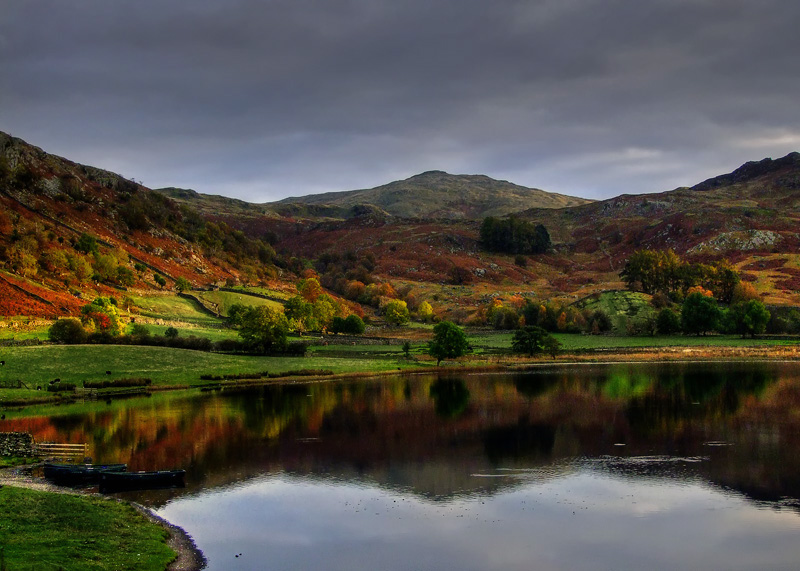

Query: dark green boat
<box><xmin>43</xmin><ymin>463</ymin><xmax>128</xmax><ymax>486</ymax></box>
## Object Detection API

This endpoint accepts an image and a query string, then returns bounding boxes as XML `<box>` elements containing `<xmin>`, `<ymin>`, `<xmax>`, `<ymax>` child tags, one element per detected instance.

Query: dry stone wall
<box><xmin>0</xmin><ymin>432</ymin><xmax>34</xmax><ymax>457</ymax></box>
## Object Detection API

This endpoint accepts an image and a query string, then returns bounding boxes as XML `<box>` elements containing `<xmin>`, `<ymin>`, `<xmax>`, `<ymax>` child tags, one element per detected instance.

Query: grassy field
<box><xmin>0</xmin><ymin>345</ymin><xmax>419</xmax><ymax>395</ymax></box>
<box><xmin>0</xmin><ymin>486</ymin><xmax>175</xmax><ymax>571</ymax></box>
<box><xmin>129</xmin><ymin>294</ymin><xmax>220</xmax><ymax>325</ymax></box>
<box><xmin>126</xmin><ymin>322</ymin><xmax>238</xmax><ymax>342</ymax></box>
<box><xmin>194</xmin><ymin>289</ymin><xmax>283</xmax><ymax>317</ymax></box>
<box><xmin>229</xmin><ymin>285</ymin><xmax>293</xmax><ymax>300</ymax></box>
<box><xmin>467</xmin><ymin>331</ymin><xmax>800</xmax><ymax>351</ymax></box>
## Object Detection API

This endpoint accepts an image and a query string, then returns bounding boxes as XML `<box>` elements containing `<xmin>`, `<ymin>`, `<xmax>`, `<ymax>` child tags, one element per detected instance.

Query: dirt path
<box><xmin>0</xmin><ymin>464</ymin><xmax>207</xmax><ymax>571</ymax></box>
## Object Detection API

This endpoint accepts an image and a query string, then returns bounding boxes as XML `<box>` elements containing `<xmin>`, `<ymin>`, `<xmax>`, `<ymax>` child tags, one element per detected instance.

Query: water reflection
<box><xmin>4</xmin><ymin>362</ymin><xmax>800</xmax><ymax>568</ymax></box>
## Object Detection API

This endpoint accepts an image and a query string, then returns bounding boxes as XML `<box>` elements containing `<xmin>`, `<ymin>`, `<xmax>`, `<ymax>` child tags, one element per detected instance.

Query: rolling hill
<box><xmin>275</xmin><ymin>170</ymin><xmax>592</xmax><ymax>219</ymax></box>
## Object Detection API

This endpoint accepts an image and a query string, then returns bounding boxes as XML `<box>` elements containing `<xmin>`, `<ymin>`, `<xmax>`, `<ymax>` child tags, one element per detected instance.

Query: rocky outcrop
<box><xmin>693</xmin><ymin>152</ymin><xmax>800</xmax><ymax>190</ymax></box>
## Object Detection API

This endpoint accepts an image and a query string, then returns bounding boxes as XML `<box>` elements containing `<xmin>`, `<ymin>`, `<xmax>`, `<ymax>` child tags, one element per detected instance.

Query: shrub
<box><xmin>164</xmin><ymin>326</ymin><xmax>179</xmax><ymax>339</ymax></box>
<box><xmin>83</xmin><ymin>378</ymin><xmax>151</xmax><ymax>389</ymax></box>
<box><xmin>129</xmin><ymin>324</ymin><xmax>150</xmax><ymax>339</ymax></box>
<box><xmin>48</xmin><ymin>318</ymin><xmax>87</xmax><ymax>344</ymax></box>
<box><xmin>75</xmin><ymin>233</ymin><xmax>99</xmax><ymax>255</ymax></box>
<box><xmin>47</xmin><ymin>382</ymin><xmax>76</xmax><ymax>392</ymax></box>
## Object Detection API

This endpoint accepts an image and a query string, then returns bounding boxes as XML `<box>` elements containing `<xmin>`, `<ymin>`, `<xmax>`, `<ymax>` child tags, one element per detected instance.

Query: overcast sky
<box><xmin>3</xmin><ymin>0</ymin><xmax>799</xmax><ymax>202</ymax></box>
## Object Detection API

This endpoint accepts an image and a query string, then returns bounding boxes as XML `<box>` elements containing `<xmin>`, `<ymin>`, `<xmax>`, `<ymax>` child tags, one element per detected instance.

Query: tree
<box><xmin>417</xmin><ymin>301</ymin><xmax>434</xmax><ymax>322</ymax></box>
<box><xmin>48</xmin><ymin>318</ymin><xmax>87</xmax><ymax>344</ymax></box>
<box><xmin>298</xmin><ymin>277</ymin><xmax>323</xmax><ymax>302</ymax></box>
<box><xmin>93</xmin><ymin>253</ymin><xmax>118</xmax><ymax>282</ymax></box>
<box><xmin>164</xmin><ymin>326</ymin><xmax>179</xmax><ymax>339</ymax></box>
<box><xmin>284</xmin><ymin>296</ymin><xmax>316</xmax><ymax>332</ymax></box>
<box><xmin>238</xmin><ymin>306</ymin><xmax>289</xmax><ymax>353</ymax></box>
<box><xmin>681</xmin><ymin>292</ymin><xmax>721</xmax><ymax>335</ymax></box>
<box><xmin>75</xmin><ymin>233</ymin><xmax>99</xmax><ymax>255</ymax></box>
<box><xmin>312</xmin><ymin>294</ymin><xmax>339</xmax><ymax>329</ymax></box>
<box><xmin>227</xmin><ymin>303</ymin><xmax>250</xmax><ymax>329</ymax></box>
<box><xmin>479</xmin><ymin>216</ymin><xmax>550</xmax><ymax>255</ymax></box>
<box><xmin>153</xmin><ymin>273</ymin><xmax>167</xmax><ymax>288</ymax></box>
<box><xmin>129</xmin><ymin>324</ymin><xmax>150</xmax><ymax>339</ymax></box>
<box><xmin>175</xmin><ymin>277</ymin><xmax>191</xmax><ymax>292</ymax></box>
<box><xmin>116</xmin><ymin>266</ymin><xmax>136</xmax><ymax>286</ymax></box>
<box><xmin>428</xmin><ymin>321</ymin><xmax>470</xmax><ymax>366</ymax></box>
<box><xmin>511</xmin><ymin>326</ymin><xmax>560</xmax><ymax>357</ymax></box>
<box><xmin>80</xmin><ymin>297</ymin><xmax>123</xmax><ymax>336</ymax></box>
<box><xmin>383</xmin><ymin>300</ymin><xmax>410</xmax><ymax>326</ymax></box>
<box><xmin>344</xmin><ymin>314</ymin><xmax>365</xmax><ymax>334</ymax></box>
<box><xmin>656</xmin><ymin>308</ymin><xmax>681</xmax><ymax>335</ymax></box>
<box><xmin>729</xmin><ymin>300</ymin><xmax>770</xmax><ymax>338</ymax></box>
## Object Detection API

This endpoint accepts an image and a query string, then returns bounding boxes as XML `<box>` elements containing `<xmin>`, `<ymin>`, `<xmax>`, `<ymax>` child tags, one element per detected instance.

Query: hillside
<box><xmin>269</xmin><ymin>151</ymin><xmax>800</xmax><ymax>311</ymax></box>
<box><xmin>0</xmin><ymin>131</ymin><xmax>286</xmax><ymax>318</ymax></box>
<box><xmin>1</xmin><ymin>129</ymin><xmax>799</xmax><ymax>325</ymax></box>
<box><xmin>275</xmin><ymin>170</ymin><xmax>592</xmax><ymax>219</ymax></box>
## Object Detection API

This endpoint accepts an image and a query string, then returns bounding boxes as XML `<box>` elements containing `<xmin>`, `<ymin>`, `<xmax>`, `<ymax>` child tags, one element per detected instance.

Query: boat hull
<box><xmin>43</xmin><ymin>463</ymin><xmax>127</xmax><ymax>486</ymax></box>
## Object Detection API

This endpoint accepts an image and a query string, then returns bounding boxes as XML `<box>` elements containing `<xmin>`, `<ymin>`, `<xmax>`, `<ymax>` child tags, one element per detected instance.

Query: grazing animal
<box><xmin>106</xmin><ymin>371</ymin><xmax>111</xmax><ymax>375</ymax></box>
<box><xmin>0</xmin><ymin>360</ymin><xmax>5</xmax><ymax>365</ymax></box>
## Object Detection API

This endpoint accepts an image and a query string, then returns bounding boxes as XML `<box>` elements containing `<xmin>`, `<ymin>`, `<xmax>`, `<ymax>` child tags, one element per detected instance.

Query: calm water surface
<box><xmin>4</xmin><ymin>362</ymin><xmax>800</xmax><ymax>570</ymax></box>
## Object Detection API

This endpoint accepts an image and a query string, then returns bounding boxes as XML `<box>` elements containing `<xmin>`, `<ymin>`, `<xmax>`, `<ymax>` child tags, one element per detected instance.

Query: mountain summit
<box><xmin>276</xmin><ymin>170</ymin><xmax>591</xmax><ymax>219</ymax></box>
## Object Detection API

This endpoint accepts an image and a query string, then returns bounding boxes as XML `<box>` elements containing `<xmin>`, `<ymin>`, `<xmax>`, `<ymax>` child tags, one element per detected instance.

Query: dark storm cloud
<box><xmin>2</xmin><ymin>0</ymin><xmax>799</xmax><ymax>200</ymax></box>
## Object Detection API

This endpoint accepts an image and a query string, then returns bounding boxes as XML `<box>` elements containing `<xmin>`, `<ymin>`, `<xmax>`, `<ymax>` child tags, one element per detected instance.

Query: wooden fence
<box><xmin>33</xmin><ymin>441</ymin><xmax>89</xmax><ymax>460</ymax></box>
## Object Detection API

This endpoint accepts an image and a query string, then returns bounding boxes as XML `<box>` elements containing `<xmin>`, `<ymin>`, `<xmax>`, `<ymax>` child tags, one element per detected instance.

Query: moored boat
<box><xmin>99</xmin><ymin>469</ymin><xmax>186</xmax><ymax>492</ymax></box>
<box><xmin>43</xmin><ymin>463</ymin><xmax>128</xmax><ymax>485</ymax></box>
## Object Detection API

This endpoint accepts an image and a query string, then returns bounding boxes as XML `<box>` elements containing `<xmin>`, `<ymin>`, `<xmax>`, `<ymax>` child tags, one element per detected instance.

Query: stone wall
<box><xmin>0</xmin><ymin>432</ymin><xmax>34</xmax><ymax>457</ymax></box>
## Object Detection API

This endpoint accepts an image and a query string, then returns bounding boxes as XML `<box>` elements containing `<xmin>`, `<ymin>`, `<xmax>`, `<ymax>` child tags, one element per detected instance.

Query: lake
<box><xmin>4</xmin><ymin>361</ymin><xmax>800</xmax><ymax>570</ymax></box>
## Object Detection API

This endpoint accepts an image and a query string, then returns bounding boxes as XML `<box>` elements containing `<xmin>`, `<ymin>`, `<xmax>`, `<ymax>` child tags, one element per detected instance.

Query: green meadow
<box><xmin>0</xmin><ymin>486</ymin><xmax>175</xmax><ymax>571</ymax></box>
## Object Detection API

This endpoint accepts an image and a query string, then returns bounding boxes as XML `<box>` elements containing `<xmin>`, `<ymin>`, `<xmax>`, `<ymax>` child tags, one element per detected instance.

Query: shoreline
<box><xmin>0</xmin><ymin>464</ymin><xmax>207</xmax><ymax>571</ymax></box>
<box><xmin>2</xmin><ymin>344</ymin><xmax>800</xmax><ymax>407</ymax></box>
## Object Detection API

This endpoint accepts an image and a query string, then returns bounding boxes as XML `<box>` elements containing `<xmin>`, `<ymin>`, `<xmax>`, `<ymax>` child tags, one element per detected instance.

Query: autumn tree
<box><xmin>298</xmin><ymin>277</ymin><xmax>323</xmax><ymax>302</ymax></box>
<box><xmin>417</xmin><ymin>301</ymin><xmax>434</xmax><ymax>322</ymax></box>
<box><xmin>80</xmin><ymin>297</ymin><xmax>123</xmax><ymax>336</ymax></box>
<box><xmin>383</xmin><ymin>300</ymin><xmax>410</xmax><ymax>326</ymax></box>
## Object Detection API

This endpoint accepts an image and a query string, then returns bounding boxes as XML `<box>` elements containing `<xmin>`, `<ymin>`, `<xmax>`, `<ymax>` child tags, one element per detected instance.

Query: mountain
<box><xmin>275</xmin><ymin>170</ymin><xmax>592</xmax><ymax>219</ymax></box>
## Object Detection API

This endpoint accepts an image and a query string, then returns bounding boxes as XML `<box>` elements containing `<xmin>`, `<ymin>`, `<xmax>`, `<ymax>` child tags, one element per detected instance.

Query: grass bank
<box><xmin>1</xmin><ymin>332</ymin><xmax>798</xmax><ymax>406</ymax></box>
<box><xmin>0</xmin><ymin>486</ymin><xmax>175</xmax><ymax>571</ymax></box>
<box><xmin>0</xmin><ymin>344</ymin><xmax>421</xmax><ymax>397</ymax></box>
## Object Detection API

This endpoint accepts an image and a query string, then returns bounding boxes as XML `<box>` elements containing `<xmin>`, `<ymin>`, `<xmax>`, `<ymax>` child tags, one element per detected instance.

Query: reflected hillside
<box><xmin>3</xmin><ymin>363</ymin><xmax>800</xmax><ymax>508</ymax></box>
